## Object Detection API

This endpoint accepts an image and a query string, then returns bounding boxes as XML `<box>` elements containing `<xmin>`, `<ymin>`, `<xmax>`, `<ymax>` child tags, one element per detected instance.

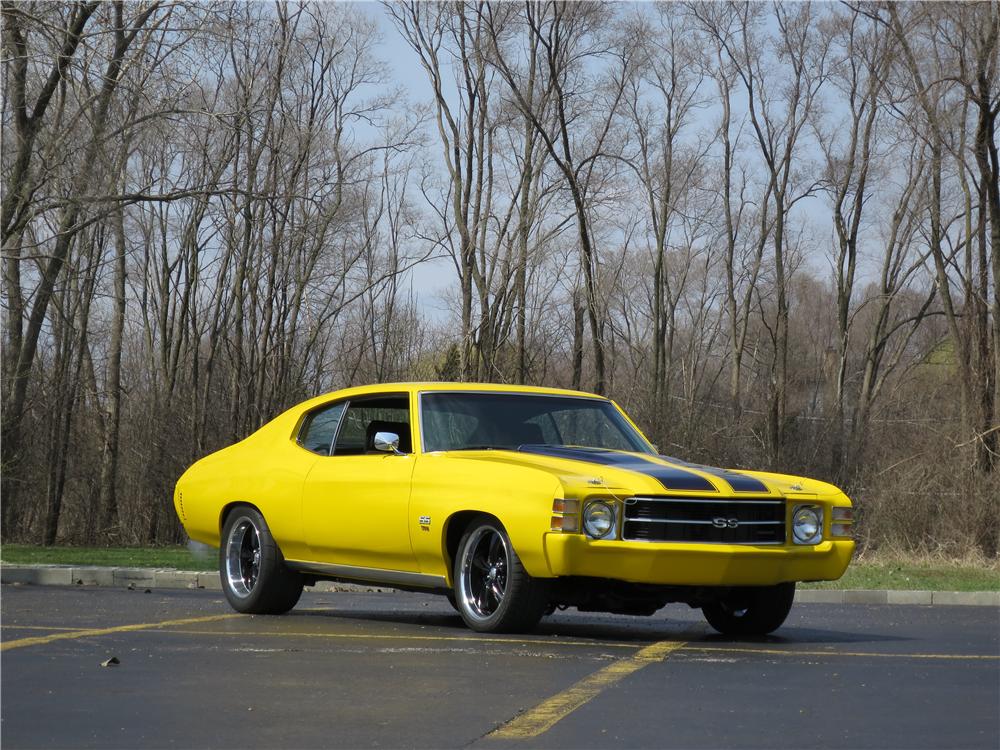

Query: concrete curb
<box><xmin>1</xmin><ymin>564</ymin><xmax>997</xmax><ymax>605</ymax></box>
<box><xmin>795</xmin><ymin>589</ymin><xmax>999</xmax><ymax>606</ymax></box>
<box><xmin>0</xmin><ymin>564</ymin><xmax>391</xmax><ymax>594</ymax></box>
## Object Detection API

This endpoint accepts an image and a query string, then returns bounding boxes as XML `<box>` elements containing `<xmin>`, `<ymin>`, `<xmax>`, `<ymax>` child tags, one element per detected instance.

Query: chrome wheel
<box><xmin>459</xmin><ymin>527</ymin><xmax>509</xmax><ymax>620</ymax></box>
<box><xmin>225</xmin><ymin>516</ymin><xmax>261</xmax><ymax>598</ymax></box>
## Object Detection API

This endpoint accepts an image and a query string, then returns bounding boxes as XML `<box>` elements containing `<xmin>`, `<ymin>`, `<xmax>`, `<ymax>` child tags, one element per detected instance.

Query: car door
<box><xmin>300</xmin><ymin>392</ymin><xmax>418</xmax><ymax>572</ymax></box>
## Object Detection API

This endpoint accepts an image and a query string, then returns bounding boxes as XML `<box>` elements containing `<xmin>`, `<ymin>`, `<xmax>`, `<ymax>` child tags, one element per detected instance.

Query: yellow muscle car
<box><xmin>174</xmin><ymin>382</ymin><xmax>854</xmax><ymax>634</ymax></box>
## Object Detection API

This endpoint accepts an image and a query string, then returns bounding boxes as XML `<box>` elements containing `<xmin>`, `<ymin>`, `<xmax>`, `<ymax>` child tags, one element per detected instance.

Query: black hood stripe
<box><xmin>661</xmin><ymin>457</ymin><xmax>770</xmax><ymax>494</ymax></box>
<box><xmin>517</xmin><ymin>445</ymin><xmax>717</xmax><ymax>492</ymax></box>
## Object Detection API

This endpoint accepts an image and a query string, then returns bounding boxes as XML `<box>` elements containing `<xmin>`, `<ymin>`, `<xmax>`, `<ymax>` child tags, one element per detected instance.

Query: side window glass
<box><xmin>298</xmin><ymin>402</ymin><xmax>346</xmax><ymax>456</ymax></box>
<box><xmin>333</xmin><ymin>396</ymin><xmax>411</xmax><ymax>455</ymax></box>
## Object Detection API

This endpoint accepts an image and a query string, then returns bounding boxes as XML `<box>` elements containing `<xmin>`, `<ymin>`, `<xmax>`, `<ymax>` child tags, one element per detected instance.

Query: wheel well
<box><xmin>444</xmin><ymin>511</ymin><xmax>499</xmax><ymax>579</ymax></box>
<box><xmin>218</xmin><ymin>501</ymin><xmax>258</xmax><ymax>537</ymax></box>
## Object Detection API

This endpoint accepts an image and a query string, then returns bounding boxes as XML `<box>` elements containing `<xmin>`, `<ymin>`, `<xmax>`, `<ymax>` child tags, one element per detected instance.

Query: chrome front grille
<box><xmin>622</xmin><ymin>497</ymin><xmax>786</xmax><ymax>544</ymax></box>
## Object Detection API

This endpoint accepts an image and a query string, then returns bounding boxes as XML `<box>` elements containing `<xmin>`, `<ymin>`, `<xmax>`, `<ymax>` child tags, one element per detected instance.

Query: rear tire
<box><xmin>702</xmin><ymin>583</ymin><xmax>795</xmax><ymax>636</ymax></box>
<box><xmin>220</xmin><ymin>505</ymin><xmax>303</xmax><ymax>615</ymax></box>
<box><xmin>453</xmin><ymin>517</ymin><xmax>548</xmax><ymax>633</ymax></box>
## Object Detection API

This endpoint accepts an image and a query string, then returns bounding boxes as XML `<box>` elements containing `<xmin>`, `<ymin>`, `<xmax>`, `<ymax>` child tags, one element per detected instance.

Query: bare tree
<box><xmin>620</xmin><ymin>6</ymin><xmax>706</xmax><ymax>439</ymax></box>
<box><xmin>694</xmin><ymin>1</ymin><xmax>828</xmax><ymax>460</ymax></box>
<box><xmin>879</xmin><ymin>2</ymin><xmax>998</xmax><ymax>473</ymax></box>
<box><xmin>485</xmin><ymin>0</ymin><xmax>636</xmax><ymax>394</ymax></box>
<box><xmin>2</xmin><ymin>0</ymin><xmax>176</xmax><ymax>535</ymax></box>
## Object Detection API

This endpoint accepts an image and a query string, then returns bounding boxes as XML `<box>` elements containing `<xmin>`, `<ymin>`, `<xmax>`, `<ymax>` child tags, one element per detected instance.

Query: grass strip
<box><xmin>0</xmin><ymin>544</ymin><xmax>211</xmax><ymax>571</ymax></box>
<box><xmin>800</xmin><ymin>559</ymin><xmax>999</xmax><ymax>592</ymax></box>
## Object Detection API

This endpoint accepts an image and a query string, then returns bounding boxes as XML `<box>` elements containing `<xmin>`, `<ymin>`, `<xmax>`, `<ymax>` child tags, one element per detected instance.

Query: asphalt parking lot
<box><xmin>2</xmin><ymin>585</ymin><xmax>997</xmax><ymax>749</ymax></box>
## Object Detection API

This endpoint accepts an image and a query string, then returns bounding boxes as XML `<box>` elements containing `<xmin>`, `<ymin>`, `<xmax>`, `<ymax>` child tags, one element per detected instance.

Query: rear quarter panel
<box><xmin>174</xmin><ymin>408</ymin><xmax>316</xmax><ymax>561</ymax></box>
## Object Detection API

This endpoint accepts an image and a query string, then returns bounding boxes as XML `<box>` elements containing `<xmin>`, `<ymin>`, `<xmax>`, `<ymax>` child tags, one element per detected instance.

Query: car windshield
<box><xmin>420</xmin><ymin>392</ymin><xmax>654</xmax><ymax>454</ymax></box>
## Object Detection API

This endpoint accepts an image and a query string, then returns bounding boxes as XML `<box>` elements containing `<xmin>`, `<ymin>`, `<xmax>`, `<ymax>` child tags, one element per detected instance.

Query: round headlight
<box><xmin>583</xmin><ymin>501</ymin><xmax>615</xmax><ymax>539</ymax></box>
<box><xmin>792</xmin><ymin>505</ymin><xmax>822</xmax><ymax>545</ymax></box>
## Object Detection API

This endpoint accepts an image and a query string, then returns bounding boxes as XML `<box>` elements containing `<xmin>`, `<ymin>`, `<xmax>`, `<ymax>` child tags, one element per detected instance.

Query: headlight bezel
<box><xmin>583</xmin><ymin>500</ymin><xmax>617</xmax><ymax>540</ymax></box>
<box><xmin>791</xmin><ymin>504</ymin><xmax>823</xmax><ymax>545</ymax></box>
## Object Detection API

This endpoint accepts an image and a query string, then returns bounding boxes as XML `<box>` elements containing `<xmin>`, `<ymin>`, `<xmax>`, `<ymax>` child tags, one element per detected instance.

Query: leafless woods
<box><xmin>2</xmin><ymin>1</ymin><xmax>997</xmax><ymax>557</ymax></box>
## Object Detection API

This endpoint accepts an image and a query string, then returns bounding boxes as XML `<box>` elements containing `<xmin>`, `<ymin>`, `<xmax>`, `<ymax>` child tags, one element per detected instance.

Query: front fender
<box><xmin>409</xmin><ymin>455</ymin><xmax>562</xmax><ymax>584</ymax></box>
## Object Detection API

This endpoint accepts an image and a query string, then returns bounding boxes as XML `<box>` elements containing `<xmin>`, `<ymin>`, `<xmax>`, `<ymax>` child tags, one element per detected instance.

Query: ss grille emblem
<box><xmin>712</xmin><ymin>517</ymin><xmax>739</xmax><ymax>529</ymax></box>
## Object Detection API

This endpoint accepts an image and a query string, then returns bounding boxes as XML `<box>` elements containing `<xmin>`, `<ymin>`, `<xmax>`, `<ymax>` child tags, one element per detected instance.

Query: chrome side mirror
<box><xmin>373</xmin><ymin>431</ymin><xmax>403</xmax><ymax>455</ymax></box>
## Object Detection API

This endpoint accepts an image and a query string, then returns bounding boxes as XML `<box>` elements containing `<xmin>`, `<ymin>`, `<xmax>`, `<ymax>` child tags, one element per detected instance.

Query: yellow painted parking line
<box><xmin>489</xmin><ymin>640</ymin><xmax>685</xmax><ymax>739</ymax></box>
<box><xmin>0</xmin><ymin>614</ymin><xmax>239</xmax><ymax>652</ymax></box>
<box><xmin>156</xmin><ymin>627</ymin><xmax>645</xmax><ymax>650</ymax></box>
<box><xmin>685</xmin><ymin>645</ymin><xmax>1000</xmax><ymax>661</ymax></box>
<box><xmin>2</xmin><ymin>625</ymin><xmax>88</xmax><ymax>632</ymax></box>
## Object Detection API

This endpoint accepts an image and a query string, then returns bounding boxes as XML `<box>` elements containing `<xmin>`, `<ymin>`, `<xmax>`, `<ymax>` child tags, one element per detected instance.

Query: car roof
<box><xmin>298</xmin><ymin>382</ymin><xmax>608</xmax><ymax>411</ymax></box>
<box><xmin>347</xmin><ymin>381</ymin><xmax>603</xmax><ymax>398</ymax></box>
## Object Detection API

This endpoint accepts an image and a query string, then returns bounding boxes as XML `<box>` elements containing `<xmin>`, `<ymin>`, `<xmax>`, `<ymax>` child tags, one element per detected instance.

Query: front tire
<box><xmin>220</xmin><ymin>505</ymin><xmax>303</xmax><ymax>614</ymax></box>
<box><xmin>702</xmin><ymin>583</ymin><xmax>795</xmax><ymax>636</ymax></box>
<box><xmin>453</xmin><ymin>517</ymin><xmax>548</xmax><ymax>633</ymax></box>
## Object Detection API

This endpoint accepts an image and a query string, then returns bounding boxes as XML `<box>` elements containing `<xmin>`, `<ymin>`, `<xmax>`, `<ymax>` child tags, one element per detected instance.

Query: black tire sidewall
<box><xmin>453</xmin><ymin>518</ymin><xmax>546</xmax><ymax>633</ymax></box>
<box><xmin>220</xmin><ymin>505</ymin><xmax>302</xmax><ymax>614</ymax></box>
<box><xmin>454</xmin><ymin>520</ymin><xmax>512</xmax><ymax>630</ymax></box>
<box><xmin>703</xmin><ymin>582</ymin><xmax>796</xmax><ymax>636</ymax></box>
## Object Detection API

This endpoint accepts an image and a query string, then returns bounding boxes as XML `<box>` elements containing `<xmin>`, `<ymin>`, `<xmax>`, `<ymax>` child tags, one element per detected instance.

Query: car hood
<box><xmin>442</xmin><ymin>445</ymin><xmax>839</xmax><ymax>498</ymax></box>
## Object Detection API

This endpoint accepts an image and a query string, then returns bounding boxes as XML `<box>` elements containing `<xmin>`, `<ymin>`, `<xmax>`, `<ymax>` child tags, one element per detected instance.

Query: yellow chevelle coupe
<box><xmin>175</xmin><ymin>382</ymin><xmax>854</xmax><ymax>635</ymax></box>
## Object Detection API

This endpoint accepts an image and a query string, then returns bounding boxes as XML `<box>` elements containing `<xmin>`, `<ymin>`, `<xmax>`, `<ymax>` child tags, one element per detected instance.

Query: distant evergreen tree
<box><xmin>435</xmin><ymin>344</ymin><xmax>462</xmax><ymax>382</ymax></box>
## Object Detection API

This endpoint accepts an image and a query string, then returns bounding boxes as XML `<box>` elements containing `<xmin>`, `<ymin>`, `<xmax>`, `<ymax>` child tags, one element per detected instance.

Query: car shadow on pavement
<box><xmin>290</xmin><ymin>606</ymin><xmax>909</xmax><ymax>647</ymax></box>
<box><xmin>695</xmin><ymin>627</ymin><xmax>908</xmax><ymax>646</ymax></box>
